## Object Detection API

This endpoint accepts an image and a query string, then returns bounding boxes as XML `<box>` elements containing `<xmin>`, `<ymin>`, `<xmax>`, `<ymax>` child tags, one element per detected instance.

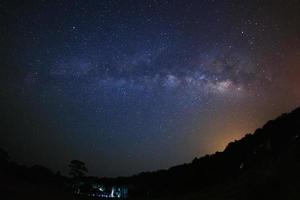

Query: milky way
<box><xmin>1</xmin><ymin>0</ymin><xmax>300</xmax><ymax>177</ymax></box>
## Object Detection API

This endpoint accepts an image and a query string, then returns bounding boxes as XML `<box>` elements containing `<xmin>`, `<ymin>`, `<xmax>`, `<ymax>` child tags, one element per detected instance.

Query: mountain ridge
<box><xmin>106</xmin><ymin>106</ymin><xmax>300</xmax><ymax>199</ymax></box>
<box><xmin>2</xmin><ymin>106</ymin><xmax>300</xmax><ymax>199</ymax></box>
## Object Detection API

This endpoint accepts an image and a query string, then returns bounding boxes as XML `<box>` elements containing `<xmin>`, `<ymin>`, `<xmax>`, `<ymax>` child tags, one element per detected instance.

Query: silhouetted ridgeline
<box><xmin>1</xmin><ymin>107</ymin><xmax>300</xmax><ymax>199</ymax></box>
<box><xmin>122</xmin><ymin>106</ymin><xmax>300</xmax><ymax>199</ymax></box>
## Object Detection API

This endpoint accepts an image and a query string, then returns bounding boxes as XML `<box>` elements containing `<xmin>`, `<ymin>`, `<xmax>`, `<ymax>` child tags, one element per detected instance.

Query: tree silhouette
<box><xmin>68</xmin><ymin>160</ymin><xmax>88</xmax><ymax>178</ymax></box>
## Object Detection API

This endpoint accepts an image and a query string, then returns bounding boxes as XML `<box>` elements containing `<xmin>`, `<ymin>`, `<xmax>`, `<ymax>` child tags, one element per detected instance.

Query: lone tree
<box><xmin>69</xmin><ymin>160</ymin><xmax>88</xmax><ymax>178</ymax></box>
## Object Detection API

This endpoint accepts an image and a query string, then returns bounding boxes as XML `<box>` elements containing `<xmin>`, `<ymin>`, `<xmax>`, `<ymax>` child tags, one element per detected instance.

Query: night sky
<box><xmin>1</xmin><ymin>0</ymin><xmax>300</xmax><ymax>177</ymax></box>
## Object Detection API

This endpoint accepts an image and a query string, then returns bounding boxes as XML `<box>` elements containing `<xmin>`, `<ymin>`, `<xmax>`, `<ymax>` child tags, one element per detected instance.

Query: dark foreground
<box><xmin>2</xmin><ymin>107</ymin><xmax>300</xmax><ymax>199</ymax></box>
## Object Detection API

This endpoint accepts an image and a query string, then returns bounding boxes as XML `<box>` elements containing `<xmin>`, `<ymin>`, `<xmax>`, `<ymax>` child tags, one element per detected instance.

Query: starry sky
<box><xmin>1</xmin><ymin>0</ymin><xmax>300</xmax><ymax>177</ymax></box>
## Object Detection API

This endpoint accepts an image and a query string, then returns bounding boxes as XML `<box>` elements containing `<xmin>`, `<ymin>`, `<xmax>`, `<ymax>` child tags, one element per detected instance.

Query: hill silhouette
<box><xmin>110</xmin><ymin>106</ymin><xmax>300</xmax><ymax>199</ymax></box>
<box><xmin>1</xmin><ymin>107</ymin><xmax>300</xmax><ymax>199</ymax></box>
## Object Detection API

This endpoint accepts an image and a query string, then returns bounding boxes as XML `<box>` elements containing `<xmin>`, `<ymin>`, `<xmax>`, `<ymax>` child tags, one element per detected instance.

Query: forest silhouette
<box><xmin>1</xmin><ymin>107</ymin><xmax>300</xmax><ymax>199</ymax></box>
